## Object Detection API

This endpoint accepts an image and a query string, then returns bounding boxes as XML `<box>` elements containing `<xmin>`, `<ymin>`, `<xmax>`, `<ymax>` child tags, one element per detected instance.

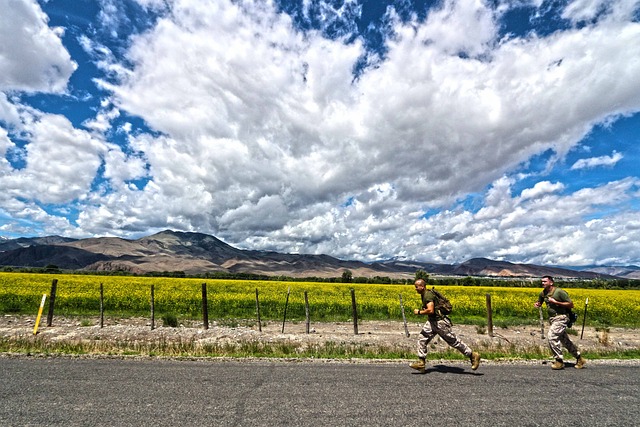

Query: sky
<box><xmin>1</xmin><ymin>0</ymin><xmax>640</xmax><ymax>267</ymax></box>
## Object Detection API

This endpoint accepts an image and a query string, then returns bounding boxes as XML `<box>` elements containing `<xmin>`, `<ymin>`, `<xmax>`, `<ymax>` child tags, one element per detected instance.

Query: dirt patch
<box><xmin>2</xmin><ymin>315</ymin><xmax>638</xmax><ymax>360</ymax></box>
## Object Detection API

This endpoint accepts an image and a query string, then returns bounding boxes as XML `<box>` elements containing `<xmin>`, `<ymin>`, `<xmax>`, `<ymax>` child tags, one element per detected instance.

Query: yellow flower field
<box><xmin>1</xmin><ymin>273</ymin><xmax>638</xmax><ymax>326</ymax></box>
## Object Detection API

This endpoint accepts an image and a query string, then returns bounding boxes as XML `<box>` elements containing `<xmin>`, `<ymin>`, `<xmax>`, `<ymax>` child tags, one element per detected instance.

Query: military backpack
<box><xmin>430</xmin><ymin>287</ymin><xmax>453</xmax><ymax>316</ymax></box>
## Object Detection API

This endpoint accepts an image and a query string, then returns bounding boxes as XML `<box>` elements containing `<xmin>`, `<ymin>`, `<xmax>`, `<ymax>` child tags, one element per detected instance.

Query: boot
<box><xmin>470</xmin><ymin>351</ymin><xmax>481</xmax><ymax>370</ymax></box>
<box><xmin>410</xmin><ymin>358</ymin><xmax>426</xmax><ymax>373</ymax></box>
<box><xmin>575</xmin><ymin>355</ymin><xmax>586</xmax><ymax>369</ymax></box>
<box><xmin>551</xmin><ymin>359</ymin><xmax>564</xmax><ymax>370</ymax></box>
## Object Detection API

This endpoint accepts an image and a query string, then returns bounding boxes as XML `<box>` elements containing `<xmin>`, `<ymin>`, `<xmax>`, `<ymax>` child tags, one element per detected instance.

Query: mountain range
<box><xmin>0</xmin><ymin>230</ymin><xmax>637</xmax><ymax>279</ymax></box>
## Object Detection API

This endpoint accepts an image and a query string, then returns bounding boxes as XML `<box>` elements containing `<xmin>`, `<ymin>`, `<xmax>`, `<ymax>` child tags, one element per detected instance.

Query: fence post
<box><xmin>282</xmin><ymin>287</ymin><xmax>291</xmax><ymax>333</ymax></box>
<box><xmin>350</xmin><ymin>289</ymin><xmax>358</xmax><ymax>335</ymax></box>
<box><xmin>485</xmin><ymin>293</ymin><xmax>494</xmax><ymax>337</ymax></box>
<box><xmin>580</xmin><ymin>297</ymin><xmax>589</xmax><ymax>340</ymax></box>
<box><xmin>399</xmin><ymin>294</ymin><xmax>410</xmax><ymax>337</ymax></box>
<box><xmin>150</xmin><ymin>285</ymin><xmax>155</xmax><ymax>331</ymax></box>
<box><xmin>99</xmin><ymin>283</ymin><xmax>104</xmax><ymax>328</ymax></box>
<box><xmin>255</xmin><ymin>288</ymin><xmax>262</xmax><ymax>332</ymax></box>
<box><xmin>201</xmin><ymin>283</ymin><xmax>209</xmax><ymax>330</ymax></box>
<box><xmin>46</xmin><ymin>279</ymin><xmax>57</xmax><ymax>327</ymax></box>
<box><xmin>538</xmin><ymin>306</ymin><xmax>545</xmax><ymax>339</ymax></box>
<box><xmin>33</xmin><ymin>294</ymin><xmax>47</xmax><ymax>335</ymax></box>
<box><xmin>304</xmin><ymin>291</ymin><xmax>310</xmax><ymax>334</ymax></box>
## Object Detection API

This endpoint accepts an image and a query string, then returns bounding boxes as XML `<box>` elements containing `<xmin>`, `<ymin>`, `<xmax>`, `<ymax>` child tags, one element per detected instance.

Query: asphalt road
<box><xmin>1</xmin><ymin>357</ymin><xmax>638</xmax><ymax>426</ymax></box>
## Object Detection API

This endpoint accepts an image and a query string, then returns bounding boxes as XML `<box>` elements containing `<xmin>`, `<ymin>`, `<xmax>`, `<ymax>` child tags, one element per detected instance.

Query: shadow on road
<box><xmin>411</xmin><ymin>364</ymin><xmax>484</xmax><ymax>376</ymax></box>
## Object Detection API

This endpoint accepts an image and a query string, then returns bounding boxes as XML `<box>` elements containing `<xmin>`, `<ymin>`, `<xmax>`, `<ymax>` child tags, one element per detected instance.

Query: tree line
<box><xmin>2</xmin><ymin>265</ymin><xmax>639</xmax><ymax>289</ymax></box>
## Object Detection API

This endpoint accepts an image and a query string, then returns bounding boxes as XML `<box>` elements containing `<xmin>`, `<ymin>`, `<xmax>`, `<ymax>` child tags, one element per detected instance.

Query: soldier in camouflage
<box><xmin>535</xmin><ymin>275</ymin><xmax>586</xmax><ymax>370</ymax></box>
<box><xmin>410</xmin><ymin>279</ymin><xmax>480</xmax><ymax>373</ymax></box>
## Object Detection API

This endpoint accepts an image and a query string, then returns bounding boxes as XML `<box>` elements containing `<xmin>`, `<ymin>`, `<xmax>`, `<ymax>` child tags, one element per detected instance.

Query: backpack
<box><xmin>430</xmin><ymin>287</ymin><xmax>453</xmax><ymax>316</ymax></box>
<box><xmin>567</xmin><ymin>311</ymin><xmax>578</xmax><ymax>328</ymax></box>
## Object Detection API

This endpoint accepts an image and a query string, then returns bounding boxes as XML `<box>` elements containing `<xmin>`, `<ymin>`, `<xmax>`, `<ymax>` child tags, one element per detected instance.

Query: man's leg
<box><xmin>411</xmin><ymin>320</ymin><xmax>436</xmax><ymax>372</ymax></box>
<box><xmin>548</xmin><ymin>316</ymin><xmax>566</xmax><ymax>369</ymax></box>
<box><xmin>559</xmin><ymin>331</ymin><xmax>585</xmax><ymax>368</ymax></box>
<box><xmin>436</xmin><ymin>318</ymin><xmax>472</xmax><ymax>356</ymax></box>
<box><xmin>436</xmin><ymin>319</ymin><xmax>480</xmax><ymax>370</ymax></box>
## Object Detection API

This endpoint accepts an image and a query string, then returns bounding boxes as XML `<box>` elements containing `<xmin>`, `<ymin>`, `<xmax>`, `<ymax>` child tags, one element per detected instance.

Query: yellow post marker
<box><xmin>33</xmin><ymin>294</ymin><xmax>47</xmax><ymax>335</ymax></box>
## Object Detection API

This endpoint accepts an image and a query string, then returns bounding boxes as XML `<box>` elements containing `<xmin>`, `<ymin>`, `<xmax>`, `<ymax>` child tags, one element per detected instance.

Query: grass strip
<box><xmin>2</xmin><ymin>336</ymin><xmax>638</xmax><ymax>361</ymax></box>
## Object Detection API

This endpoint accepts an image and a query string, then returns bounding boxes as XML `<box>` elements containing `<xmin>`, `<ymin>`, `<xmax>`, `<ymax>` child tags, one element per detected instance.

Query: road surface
<box><xmin>1</xmin><ymin>357</ymin><xmax>638</xmax><ymax>426</ymax></box>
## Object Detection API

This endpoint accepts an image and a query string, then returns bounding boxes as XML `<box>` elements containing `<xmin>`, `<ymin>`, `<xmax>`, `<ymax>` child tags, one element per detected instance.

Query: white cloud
<box><xmin>402</xmin><ymin>177</ymin><xmax>640</xmax><ymax>265</ymax></box>
<box><xmin>0</xmin><ymin>0</ymin><xmax>76</xmax><ymax>93</ymax></box>
<box><xmin>419</xmin><ymin>0</ymin><xmax>498</xmax><ymax>56</ymax></box>
<box><xmin>2</xmin><ymin>0</ymin><xmax>640</xmax><ymax>266</ymax></box>
<box><xmin>520</xmin><ymin>181</ymin><xmax>565</xmax><ymax>200</ymax></box>
<box><xmin>0</xmin><ymin>93</ymin><xmax>21</xmax><ymax>126</ymax></box>
<box><xmin>562</xmin><ymin>0</ymin><xmax>640</xmax><ymax>24</ymax></box>
<box><xmin>101</xmin><ymin>143</ymin><xmax>148</xmax><ymax>187</ymax></box>
<box><xmin>570</xmin><ymin>151</ymin><xmax>624</xmax><ymax>170</ymax></box>
<box><xmin>97</xmin><ymin>0</ymin><xmax>640</xmax><ymax>214</ymax></box>
<box><xmin>13</xmin><ymin>113</ymin><xmax>108</xmax><ymax>203</ymax></box>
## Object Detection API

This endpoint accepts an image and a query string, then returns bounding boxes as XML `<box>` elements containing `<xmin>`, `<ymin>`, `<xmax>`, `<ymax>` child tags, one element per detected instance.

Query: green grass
<box><xmin>2</xmin><ymin>335</ymin><xmax>637</xmax><ymax>361</ymax></box>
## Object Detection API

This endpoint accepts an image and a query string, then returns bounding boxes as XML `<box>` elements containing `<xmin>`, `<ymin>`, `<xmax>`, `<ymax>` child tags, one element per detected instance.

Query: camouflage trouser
<box><xmin>417</xmin><ymin>317</ymin><xmax>472</xmax><ymax>359</ymax></box>
<box><xmin>548</xmin><ymin>315</ymin><xmax>580</xmax><ymax>361</ymax></box>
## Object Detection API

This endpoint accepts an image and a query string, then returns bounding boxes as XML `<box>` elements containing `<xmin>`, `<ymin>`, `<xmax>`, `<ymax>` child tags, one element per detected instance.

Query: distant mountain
<box><xmin>0</xmin><ymin>230</ymin><xmax>626</xmax><ymax>279</ymax></box>
<box><xmin>378</xmin><ymin>258</ymin><xmax>619</xmax><ymax>280</ymax></box>
<box><xmin>0</xmin><ymin>235</ymin><xmax>76</xmax><ymax>252</ymax></box>
<box><xmin>568</xmin><ymin>265</ymin><xmax>640</xmax><ymax>280</ymax></box>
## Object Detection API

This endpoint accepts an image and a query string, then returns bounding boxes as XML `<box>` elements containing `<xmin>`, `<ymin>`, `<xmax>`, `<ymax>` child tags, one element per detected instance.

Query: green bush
<box><xmin>162</xmin><ymin>313</ymin><xmax>178</xmax><ymax>327</ymax></box>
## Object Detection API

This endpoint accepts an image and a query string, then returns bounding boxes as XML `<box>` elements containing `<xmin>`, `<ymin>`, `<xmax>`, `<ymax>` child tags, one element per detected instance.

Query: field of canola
<box><xmin>1</xmin><ymin>273</ymin><xmax>638</xmax><ymax>326</ymax></box>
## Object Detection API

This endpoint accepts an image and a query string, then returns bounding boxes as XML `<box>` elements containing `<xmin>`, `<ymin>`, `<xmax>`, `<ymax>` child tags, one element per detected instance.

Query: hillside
<box><xmin>0</xmin><ymin>230</ymin><xmax>623</xmax><ymax>279</ymax></box>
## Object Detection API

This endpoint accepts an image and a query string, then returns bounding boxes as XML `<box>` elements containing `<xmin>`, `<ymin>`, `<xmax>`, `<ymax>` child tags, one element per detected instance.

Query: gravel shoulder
<box><xmin>1</xmin><ymin>315</ymin><xmax>638</xmax><ymax>363</ymax></box>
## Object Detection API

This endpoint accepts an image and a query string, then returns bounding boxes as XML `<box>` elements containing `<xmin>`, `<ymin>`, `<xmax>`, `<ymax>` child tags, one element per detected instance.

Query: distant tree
<box><xmin>341</xmin><ymin>269</ymin><xmax>353</xmax><ymax>283</ymax></box>
<box><xmin>43</xmin><ymin>264</ymin><xmax>60</xmax><ymax>273</ymax></box>
<box><xmin>414</xmin><ymin>269</ymin><xmax>429</xmax><ymax>282</ymax></box>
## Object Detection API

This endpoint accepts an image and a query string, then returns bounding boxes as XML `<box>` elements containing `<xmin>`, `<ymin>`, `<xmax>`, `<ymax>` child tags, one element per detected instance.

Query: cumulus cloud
<box><xmin>2</xmin><ymin>113</ymin><xmax>107</xmax><ymax>203</ymax></box>
<box><xmin>402</xmin><ymin>177</ymin><xmax>640</xmax><ymax>265</ymax></box>
<box><xmin>520</xmin><ymin>181</ymin><xmax>565</xmax><ymax>200</ymax></box>
<box><xmin>0</xmin><ymin>0</ymin><xmax>76</xmax><ymax>92</ymax></box>
<box><xmin>1</xmin><ymin>0</ymin><xmax>640</xmax><ymax>266</ymax></box>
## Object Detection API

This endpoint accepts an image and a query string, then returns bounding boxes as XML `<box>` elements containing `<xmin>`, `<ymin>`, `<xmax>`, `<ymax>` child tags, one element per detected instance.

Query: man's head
<box><xmin>414</xmin><ymin>279</ymin><xmax>426</xmax><ymax>293</ymax></box>
<box><xmin>541</xmin><ymin>275</ymin><xmax>554</xmax><ymax>289</ymax></box>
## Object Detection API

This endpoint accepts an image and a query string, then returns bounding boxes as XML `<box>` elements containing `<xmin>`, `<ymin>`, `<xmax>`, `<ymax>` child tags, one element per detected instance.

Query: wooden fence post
<box><xmin>201</xmin><ymin>283</ymin><xmax>209</xmax><ymax>330</ymax></box>
<box><xmin>99</xmin><ymin>283</ymin><xmax>104</xmax><ymax>328</ymax></box>
<box><xmin>150</xmin><ymin>284</ymin><xmax>155</xmax><ymax>331</ymax></box>
<box><xmin>304</xmin><ymin>291</ymin><xmax>310</xmax><ymax>334</ymax></box>
<box><xmin>350</xmin><ymin>289</ymin><xmax>358</xmax><ymax>335</ymax></box>
<box><xmin>255</xmin><ymin>288</ymin><xmax>262</xmax><ymax>332</ymax></box>
<box><xmin>485</xmin><ymin>293</ymin><xmax>494</xmax><ymax>337</ymax></box>
<box><xmin>46</xmin><ymin>279</ymin><xmax>57</xmax><ymax>327</ymax></box>
<box><xmin>282</xmin><ymin>287</ymin><xmax>291</xmax><ymax>333</ymax></box>
<box><xmin>399</xmin><ymin>294</ymin><xmax>410</xmax><ymax>337</ymax></box>
<box><xmin>580</xmin><ymin>298</ymin><xmax>589</xmax><ymax>340</ymax></box>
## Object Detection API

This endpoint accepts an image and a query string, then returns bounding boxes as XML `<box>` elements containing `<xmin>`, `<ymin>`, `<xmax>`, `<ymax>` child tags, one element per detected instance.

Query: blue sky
<box><xmin>1</xmin><ymin>0</ymin><xmax>639</xmax><ymax>266</ymax></box>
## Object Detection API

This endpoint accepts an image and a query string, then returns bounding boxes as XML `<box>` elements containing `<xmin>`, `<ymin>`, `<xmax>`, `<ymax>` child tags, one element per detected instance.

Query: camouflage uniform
<box><xmin>538</xmin><ymin>287</ymin><xmax>580</xmax><ymax>362</ymax></box>
<box><xmin>417</xmin><ymin>290</ymin><xmax>473</xmax><ymax>359</ymax></box>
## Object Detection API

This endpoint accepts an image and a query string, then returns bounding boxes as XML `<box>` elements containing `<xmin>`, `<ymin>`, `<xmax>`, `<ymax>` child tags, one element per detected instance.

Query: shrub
<box><xmin>162</xmin><ymin>313</ymin><xmax>178</xmax><ymax>327</ymax></box>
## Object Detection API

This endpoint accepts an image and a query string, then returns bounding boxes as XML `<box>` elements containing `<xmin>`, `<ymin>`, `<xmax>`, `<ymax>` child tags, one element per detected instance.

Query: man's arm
<box><xmin>534</xmin><ymin>293</ymin><xmax>544</xmax><ymax>308</ymax></box>
<box><xmin>414</xmin><ymin>301</ymin><xmax>435</xmax><ymax>315</ymax></box>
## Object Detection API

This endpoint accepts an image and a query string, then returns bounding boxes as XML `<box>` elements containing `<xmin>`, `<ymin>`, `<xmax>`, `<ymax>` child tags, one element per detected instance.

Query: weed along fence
<box><xmin>1</xmin><ymin>273</ymin><xmax>640</xmax><ymax>331</ymax></box>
